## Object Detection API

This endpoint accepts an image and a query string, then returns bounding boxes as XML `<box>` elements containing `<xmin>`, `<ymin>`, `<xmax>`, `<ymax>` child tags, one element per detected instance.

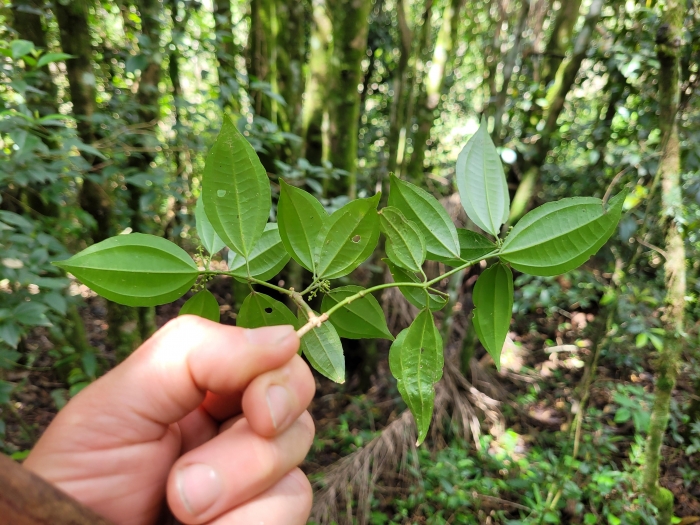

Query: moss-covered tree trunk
<box><xmin>641</xmin><ymin>2</ymin><xmax>686</xmax><ymax>522</ymax></box>
<box><xmin>301</xmin><ymin>0</ymin><xmax>331</xmax><ymax>166</ymax></box>
<box><xmin>326</xmin><ymin>0</ymin><xmax>372</xmax><ymax>198</ymax></box>
<box><xmin>405</xmin><ymin>0</ymin><xmax>464</xmax><ymax>183</ymax></box>
<box><xmin>276</xmin><ymin>0</ymin><xmax>308</xmax><ymax>141</ymax></box>
<box><xmin>214</xmin><ymin>0</ymin><xmax>241</xmax><ymax>113</ymax></box>
<box><xmin>509</xmin><ymin>0</ymin><xmax>603</xmax><ymax>223</ymax></box>
<box><xmin>247</xmin><ymin>0</ymin><xmax>275</xmax><ymax>120</ymax></box>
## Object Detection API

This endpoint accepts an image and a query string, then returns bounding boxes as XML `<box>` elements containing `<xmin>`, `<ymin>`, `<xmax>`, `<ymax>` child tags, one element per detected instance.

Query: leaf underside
<box><xmin>380</xmin><ymin>206</ymin><xmax>426</xmax><ymax>273</ymax></box>
<box><xmin>456</xmin><ymin>120</ymin><xmax>510</xmax><ymax>236</ymax></box>
<box><xmin>499</xmin><ymin>191</ymin><xmax>626</xmax><ymax>276</ymax></box>
<box><xmin>389</xmin><ymin>309</ymin><xmax>443</xmax><ymax>445</ymax></box>
<box><xmin>472</xmin><ymin>262</ymin><xmax>513</xmax><ymax>370</ymax></box>
<box><xmin>383</xmin><ymin>258</ymin><xmax>447</xmax><ymax>311</ymax></box>
<box><xmin>54</xmin><ymin>233</ymin><xmax>198</xmax><ymax>307</ymax></box>
<box><xmin>320</xmin><ymin>286</ymin><xmax>394</xmax><ymax>340</ymax></box>
<box><xmin>179</xmin><ymin>289</ymin><xmax>220</xmax><ymax>322</ymax></box>
<box><xmin>237</xmin><ymin>292</ymin><xmax>298</xmax><ymax>328</ymax></box>
<box><xmin>388</xmin><ymin>175</ymin><xmax>460</xmax><ymax>260</ymax></box>
<box><xmin>228</xmin><ymin>223</ymin><xmax>291</xmax><ymax>281</ymax></box>
<box><xmin>195</xmin><ymin>197</ymin><xmax>225</xmax><ymax>255</ymax></box>
<box><xmin>202</xmin><ymin>116</ymin><xmax>271</xmax><ymax>258</ymax></box>
<box><xmin>298</xmin><ymin>309</ymin><xmax>345</xmax><ymax>383</ymax></box>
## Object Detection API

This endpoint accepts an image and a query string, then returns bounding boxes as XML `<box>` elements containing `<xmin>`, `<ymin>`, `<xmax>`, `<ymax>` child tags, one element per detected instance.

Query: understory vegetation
<box><xmin>2</xmin><ymin>0</ymin><xmax>700</xmax><ymax>524</ymax></box>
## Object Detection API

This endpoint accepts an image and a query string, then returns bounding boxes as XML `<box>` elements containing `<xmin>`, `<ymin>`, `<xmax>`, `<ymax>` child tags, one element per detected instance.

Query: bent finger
<box><xmin>167</xmin><ymin>412</ymin><xmax>314</xmax><ymax>524</ymax></box>
<box><xmin>242</xmin><ymin>354</ymin><xmax>316</xmax><ymax>437</ymax></box>
<box><xmin>205</xmin><ymin>468</ymin><xmax>312</xmax><ymax>525</ymax></box>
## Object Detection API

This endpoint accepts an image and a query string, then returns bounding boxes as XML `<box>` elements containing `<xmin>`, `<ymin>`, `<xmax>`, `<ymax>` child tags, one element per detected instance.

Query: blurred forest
<box><xmin>1</xmin><ymin>0</ymin><xmax>700</xmax><ymax>523</ymax></box>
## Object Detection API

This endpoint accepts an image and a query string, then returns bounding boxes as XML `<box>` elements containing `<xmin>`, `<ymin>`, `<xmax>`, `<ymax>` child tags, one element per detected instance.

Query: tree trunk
<box><xmin>405</xmin><ymin>0</ymin><xmax>465</xmax><ymax>183</ymax></box>
<box><xmin>214</xmin><ymin>0</ymin><xmax>241</xmax><ymax>113</ymax></box>
<box><xmin>301</xmin><ymin>0</ymin><xmax>331</xmax><ymax>166</ymax></box>
<box><xmin>247</xmin><ymin>0</ymin><xmax>274</xmax><ymax>119</ymax></box>
<box><xmin>509</xmin><ymin>0</ymin><xmax>604</xmax><ymax>223</ymax></box>
<box><xmin>642</xmin><ymin>2</ymin><xmax>686</xmax><ymax>521</ymax></box>
<box><xmin>276</xmin><ymin>0</ymin><xmax>308</xmax><ymax>139</ymax></box>
<box><xmin>326</xmin><ymin>0</ymin><xmax>372</xmax><ymax>197</ymax></box>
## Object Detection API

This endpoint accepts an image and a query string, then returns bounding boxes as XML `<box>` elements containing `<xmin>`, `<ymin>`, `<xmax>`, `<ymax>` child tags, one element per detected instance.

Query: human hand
<box><xmin>23</xmin><ymin>316</ymin><xmax>316</xmax><ymax>525</ymax></box>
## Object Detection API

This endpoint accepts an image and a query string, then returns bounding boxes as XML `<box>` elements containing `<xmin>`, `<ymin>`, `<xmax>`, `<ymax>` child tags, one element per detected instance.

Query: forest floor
<box><xmin>3</xmin><ymin>278</ymin><xmax>700</xmax><ymax>524</ymax></box>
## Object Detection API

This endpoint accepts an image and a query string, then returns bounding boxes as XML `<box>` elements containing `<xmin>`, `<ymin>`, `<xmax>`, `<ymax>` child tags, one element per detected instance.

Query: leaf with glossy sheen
<box><xmin>472</xmin><ymin>262</ymin><xmax>513</xmax><ymax>370</ymax></box>
<box><xmin>379</xmin><ymin>207</ymin><xmax>426</xmax><ymax>273</ymax></box>
<box><xmin>237</xmin><ymin>292</ymin><xmax>297</xmax><ymax>328</ymax></box>
<box><xmin>388</xmin><ymin>175</ymin><xmax>459</xmax><ymax>260</ymax></box>
<box><xmin>383</xmin><ymin>258</ymin><xmax>447</xmax><ymax>311</ymax></box>
<box><xmin>179</xmin><ymin>289</ymin><xmax>220</xmax><ymax>322</ymax></box>
<box><xmin>195</xmin><ymin>197</ymin><xmax>225</xmax><ymax>255</ymax></box>
<box><xmin>456</xmin><ymin>120</ymin><xmax>510</xmax><ymax>236</ymax></box>
<box><xmin>278</xmin><ymin>180</ymin><xmax>328</xmax><ymax>272</ymax></box>
<box><xmin>437</xmin><ymin>229</ymin><xmax>498</xmax><ymax>266</ymax></box>
<box><xmin>298</xmin><ymin>309</ymin><xmax>345</xmax><ymax>383</ymax></box>
<box><xmin>321</xmin><ymin>286</ymin><xmax>393</xmax><ymax>340</ymax></box>
<box><xmin>202</xmin><ymin>116</ymin><xmax>271</xmax><ymax>258</ymax></box>
<box><xmin>499</xmin><ymin>191</ymin><xmax>626</xmax><ymax>276</ymax></box>
<box><xmin>54</xmin><ymin>234</ymin><xmax>198</xmax><ymax>307</ymax></box>
<box><xmin>389</xmin><ymin>309</ymin><xmax>443</xmax><ymax>445</ymax></box>
<box><xmin>314</xmin><ymin>193</ymin><xmax>381</xmax><ymax>279</ymax></box>
<box><xmin>228</xmin><ymin>224</ymin><xmax>291</xmax><ymax>280</ymax></box>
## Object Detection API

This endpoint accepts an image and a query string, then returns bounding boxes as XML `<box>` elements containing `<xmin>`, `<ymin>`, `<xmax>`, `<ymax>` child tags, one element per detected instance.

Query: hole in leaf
<box><xmin>352</xmin><ymin>235</ymin><xmax>361</xmax><ymax>243</ymax></box>
<box><xmin>217</xmin><ymin>190</ymin><xmax>227</xmax><ymax>197</ymax></box>
<box><xmin>264</xmin><ymin>307</ymin><xmax>273</xmax><ymax>314</ymax></box>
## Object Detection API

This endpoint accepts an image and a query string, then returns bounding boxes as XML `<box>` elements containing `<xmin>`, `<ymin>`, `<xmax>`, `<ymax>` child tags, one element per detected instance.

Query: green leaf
<box><xmin>237</xmin><ymin>292</ymin><xmax>297</xmax><ymax>328</ymax></box>
<box><xmin>278</xmin><ymin>179</ymin><xmax>328</xmax><ymax>272</ymax></box>
<box><xmin>379</xmin><ymin>207</ymin><xmax>426</xmax><ymax>273</ymax></box>
<box><xmin>0</xmin><ymin>323</ymin><xmax>21</xmax><ymax>348</ymax></box>
<box><xmin>456</xmin><ymin>120</ymin><xmax>510</xmax><ymax>236</ymax></box>
<box><xmin>36</xmin><ymin>52</ymin><xmax>75</xmax><ymax>68</ymax></box>
<box><xmin>315</xmin><ymin>193</ymin><xmax>381</xmax><ymax>279</ymax></box>
<box><xmin>54</xmin><ymin>233</ymin><xmax>199</xmax><ymax>307</ymax></box>
<box><xmin>388</xmin><ymin>175</ymin><xmax>459</xmax><ymax>260</ymax></box>
<box><xmin>11</xmin><ymin>39</ymin><xmax>34</xmax><ymax>59</ymax></box>
<box><xmin>298</xmin><ymin>309</ymin><xmax>345</xmax><ymax>383</ymax></box>
<box><xmin>383</xmin><ymin>259</ymin><xmax>447</xmax><ymax>311</ymax></box>
<box><xmin>227</xmin><ymin>224</ymin><xmax>291</xmax><ymax>280</ymax></box>
<box><xmin>435</xmin><ymin>229</ymin><xmax>497</xmax><ymax>266</ymax></box>
<box><xmin>472</xmin><ymin>262</ymin><xmax>513</xmax><ymax>371</ymax></box>
<box><xmin>202</xmin><ymin>116</ymin><xmax>271</xmax><ymax>258</ymax></box>
<box><xmin>195</xmin><ymin>197</ymin><xmax>225</xmax><ymax>255</ymax></box>
<box><xmin>42</xmin><ymin>292</ymin><xmax>67</xmax><ymax>316</ymax></box>
<box><xmin>14</xmin><ymin>302</ymin><xmax>51</xmax><ymax>327</ymax></box>
<box><xmin>320</xmin><ymin>286</ymin><xmax>393</xmax><ymax>340</ymax></box>
<box><xmin>499</xmin><ymin>191</ymin><xmax>626</xmax><ymax>276</ymax></box>
<box><xmin>179</xmin><ymin>289</ymin><xmax>220</xmax><ymax>322</ymax></box>
<box><xmin>389</xmin><ymin>309</ymin><xmax>443</xmax><ymax>445</ymax></box>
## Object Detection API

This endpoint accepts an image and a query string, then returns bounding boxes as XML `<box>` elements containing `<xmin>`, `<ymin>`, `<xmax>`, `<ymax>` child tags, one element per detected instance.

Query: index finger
<box><xmin>67</xmin><ymin>316</ymin><xmax>299</xmax><ymax>446</ymax></box>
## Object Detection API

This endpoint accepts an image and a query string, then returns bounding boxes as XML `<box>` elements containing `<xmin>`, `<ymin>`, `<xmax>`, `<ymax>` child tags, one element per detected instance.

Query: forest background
<box><xmin>1</xmin><ymin>0</ymin><xmax>700</xmax><ymax>523</ymax></box>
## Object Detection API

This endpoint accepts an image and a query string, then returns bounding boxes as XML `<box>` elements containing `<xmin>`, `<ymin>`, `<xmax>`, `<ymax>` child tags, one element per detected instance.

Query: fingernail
<box><xmin>245</xmin><ymin>325</ymin><xmax>295</xmax><ymax>345</ymax></box>
<box><xmin>266</xmin><ymin>384</ymin><xmax>292</xmax><ymax>430</ymax></box>
<box><xmin>177</xmin><ymin>463</ymin><xmax>222</xmax><ymax>517</ymax></box>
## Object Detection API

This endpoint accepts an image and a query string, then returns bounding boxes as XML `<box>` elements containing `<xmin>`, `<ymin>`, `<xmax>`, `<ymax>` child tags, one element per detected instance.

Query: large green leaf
<box><xmin>320</xmin><ymin>286</ymin><xmax>393</xmax><ymax>340</ymax></box>
<box><xmin>314</xmin><ymin>193</ymin><xmax>381</xmax><ymax>279</ymax></box>
<box><xmin>298</xmin><ymin>309</ymin><xmax>345</xmax><ymax>383</ymax></box>
<box><xmin>389</xmin><ymin>309</ymin><xmax>443</xmax><ymax>445</ymax></box>
<box><xmin>54</xmin><ymin>234</ymin><xmax>199</xmax><ymax>307</ymax></box>
<box><xmin>237</xmin><ymin>292</ymin><xmax>298</xmax><ymax>328</ymax></box>
<box><xmin>379</xmin><ymin>207</ymin><xmax>426</xmax><ymax>273</ymax></box>
<box><xmin>179</xmin><ymin>289</ymin><xmax>220</xmax><ymax>322</ymax></box>
<box><xmin>195</xmin><ymin>197</ymin><xmax>225</xmax><ymax>255</ymax></box>
<box><xmin>499</xmin><ymin>191</ymin><xmax>626</xmax><ymax>276</ymax></box>
<box><xmin>388</xmin><ymin>175</ymin><xmax>459</xmax><ymax>260</ymax></box>
<box><xmin>202</xmin><ymin>116</ymin><xmax>271</xmax><ymax>258</ymax></box>
<box><xmin>278</xmin><ymin>180</ymin><xmax>328</xmax><ymax>272</ymax></box>
<box><xmin>384</xmin><ymin>259</ymin><xmax>447</xmax><ymax>311</ymax></box>
<box><xmin>436</xmin><ymin>229</ymin><xmax>497</xmax><ymax>266</ymax></box>
<box><xmin>472</xmin><ymin>262</ymin><xmax>513</xmax><ymax>370</ymax></box>
<box><xmin>227</xmin><ymin>223</ymin><xmax>290</xmax><ymax>280</ymax></box>
<box><xmin>455</xmin><ymin>120</ymin><xmax>510</xmax><ymax>237</ymax></box>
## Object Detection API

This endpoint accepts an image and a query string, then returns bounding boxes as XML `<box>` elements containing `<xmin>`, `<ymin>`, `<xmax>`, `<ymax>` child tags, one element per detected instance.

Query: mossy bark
<box><xmin>301</xmin><ymin>0</ymin><xmax>331</xmax><ymax>166</ymax></box>
<box><xmin>214</xmin><ymin>0</ymin><xmax>241</xmax><ymax>113</ymax></box>
<box><xmin>642</xmin><ymin>2</ymin><xmax>686</xmax><ymax>520</ymax></box>
<box><xmin>326</xmin><ymin>0</ymin><xmax>372</xmax><ymax>198</ymax></box>
<box><xmin>405</xmin><ymin>0</ymin><xmax>464</xmax><ymax>183</ymax></box>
